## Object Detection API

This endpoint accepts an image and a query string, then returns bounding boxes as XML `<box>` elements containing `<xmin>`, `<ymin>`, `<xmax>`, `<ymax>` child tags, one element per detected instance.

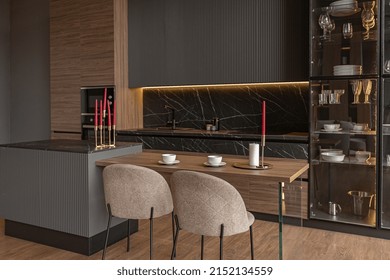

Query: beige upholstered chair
<box><xmin>102</xmin><ymin>164</ymin><xmax>174</xmax><ymax>260</ymax></box>
<box><xmin>170</xmin><ymin>170</ymin><xmax>255</xmax><ymax>260</ymax></box>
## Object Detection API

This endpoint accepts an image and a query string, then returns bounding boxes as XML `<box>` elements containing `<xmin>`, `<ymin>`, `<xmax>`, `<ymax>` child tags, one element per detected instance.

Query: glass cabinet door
<box><xmin>383</xmin><ymin>0</ymin><xmax>390</xmax><ymax>74</ymax></box>
<box><xmin>310</xmin><ymin>0</ymin><xmax>379</xmax><ymax>78</ymax></box>
<box><xmin>381</xmin><ymin>79</ymin><xmax>390</xmax><ymax>228</ymax></box>
<box><xmin>310</xmin><ymin>78</ymin><xmax>377</xmax><ymax>227</ymax></box>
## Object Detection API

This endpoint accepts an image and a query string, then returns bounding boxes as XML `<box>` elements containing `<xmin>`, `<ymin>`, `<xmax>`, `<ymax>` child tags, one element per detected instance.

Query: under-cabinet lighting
<box><xmin>141</xmin><ymin>81</ymin><xmax>309</xmax><ymax>90</ymax></box>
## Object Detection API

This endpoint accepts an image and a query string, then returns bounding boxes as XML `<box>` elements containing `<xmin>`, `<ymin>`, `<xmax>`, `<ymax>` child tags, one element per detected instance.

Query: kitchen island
<box><xmin>0</xmin><ymin>140</ymin><xmax>142</xmax><ymax>255</ymax></box>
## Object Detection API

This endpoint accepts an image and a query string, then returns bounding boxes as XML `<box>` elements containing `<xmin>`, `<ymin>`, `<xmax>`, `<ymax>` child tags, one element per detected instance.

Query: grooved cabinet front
<box><xmin>128</xmin><ymin>0</ymin><xmax>309</xmax><ymax>87</ymax></box>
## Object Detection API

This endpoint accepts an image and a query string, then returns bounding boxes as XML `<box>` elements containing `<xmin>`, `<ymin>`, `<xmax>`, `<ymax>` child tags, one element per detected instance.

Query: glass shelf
<box><xmin>311</xmin><ymin>208</ymin><xmax>376</xmax><ymax>227</ymax></box>
<box><xmin>313</xmin><ymin>156</ymin><xmax>376</xmax><ymax>166</ymax></box>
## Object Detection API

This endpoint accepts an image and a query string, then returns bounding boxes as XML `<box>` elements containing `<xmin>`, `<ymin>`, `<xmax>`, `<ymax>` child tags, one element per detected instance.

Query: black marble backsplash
<box><xmin>143</xmin><ymin>83</ymin><xmax>309</xmax><ymax>133</ymax></box>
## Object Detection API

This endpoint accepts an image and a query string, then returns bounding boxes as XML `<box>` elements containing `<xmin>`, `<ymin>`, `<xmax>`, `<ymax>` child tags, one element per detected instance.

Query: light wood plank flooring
<box><xmin>1</xmin><ymin>217</ymin><xmax>390</xmax><ymax>260</ymax></box>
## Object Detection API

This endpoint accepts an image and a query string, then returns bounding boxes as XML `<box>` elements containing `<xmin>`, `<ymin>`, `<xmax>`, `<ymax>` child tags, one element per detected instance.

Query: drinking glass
<box><xmin>343</xmin><ymin>23</ymin><xmax>353</xmax><ymax>39</ymax></box>
<box><xmin>319</xmin><ymin>90</ymin><xmax>331</xmax><ymax>105</ymax></box>
<box><xmin>327</xmin><ymin>19</ymin><xmax>336</xmax><ymax>41</ymax></box>
<box><xmin>318</xmin><ymin>8</ymin><xmax>332</xmax><ymax>40</ymax></box>
<box><xmin>333</xmin><ymin>89</ymin><xmax>345</xmax><ymax>104</ymax></box>
<box><xmin>362</xmin><ymin>79</ymin><xmax>372</xmax><ymax>104</ymax></box>
<box><xmin>350</xmin><ymin>80</ymin><xmax>362</xmax><ymax>104</ymax></box>
<box><xmin>384</xmin><ymin>60</ymin><xmax>390</xmax><ymax>73</ymax></box>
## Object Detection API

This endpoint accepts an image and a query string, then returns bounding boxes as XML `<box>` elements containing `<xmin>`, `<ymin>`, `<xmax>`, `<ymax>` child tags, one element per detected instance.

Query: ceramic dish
<box><xmin>158</xmin><ymin>160</ymin><xmax>180</xmax><ymax>165</ymax></box>
<box><xmin>203</xmin><ymin>162</ymin><xmax>227</xmax><ymax>167</ymax></box>
<box><xmin>321</xmin><ymin>152</ymin><xmax>345</xmax><ymax>162</ymax></box>
<box><xmin>321</xmin><ymin>128</ymin><xmax>343</xmax><ymax>132</ymax></box>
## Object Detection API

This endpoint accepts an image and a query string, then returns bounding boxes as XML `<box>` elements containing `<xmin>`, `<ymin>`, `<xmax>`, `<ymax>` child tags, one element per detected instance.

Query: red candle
<box><xmin>94</xmin><ymin>99</ymin><xmax>98</xmax><ymax>127</ymax></box>
<box><xmin>113</xmin><ymin>100</ymin><xmax>116</xmax><ymax>126</ymax></box>
<box><xmin>262</xmin><ymin>101</ymin><xmax>266</xmax><ymax>136</ymax></box>
<box><xmin>103</xmin><ymin>88</ymin><xmax>107</xmax><ymax>112</ymax></box>
<box><xmin>107</xmin><ymin>101</ymin><xmax>111</xmax><ymax>126</ymax></box>
<box><xmin>100</xmin><ymin>100</ymin><xmax>103</xmax><ymax>126</ymax></box>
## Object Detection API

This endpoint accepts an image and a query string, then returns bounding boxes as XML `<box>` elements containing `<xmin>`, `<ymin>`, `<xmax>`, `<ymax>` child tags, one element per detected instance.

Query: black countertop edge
<box><xmin>117</xmin><ymin>129</ymin><xmax>309</xmax><ymax>143</ymax></box>
<box><xmin>0</xmin><ymin>139</ymin><xmax>142</xmax><ymax>154</ymax></box>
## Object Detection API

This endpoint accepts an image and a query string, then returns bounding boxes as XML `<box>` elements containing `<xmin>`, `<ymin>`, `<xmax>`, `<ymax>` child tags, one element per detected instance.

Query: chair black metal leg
<box><xmin>150</xmin><ymin>207</ymin><xmax>154</xmax><ymax>260</ymax></box>
<box><xmin>171</xmin><ymin>215</ymin><xmax>180</xmax><ymax>260</ymax></box>
<box><xmin>171</xmin><ymin>211</ymin><xmax>176</xmax><ymax>258</ymax></box>
<box><xmin>250</xmin><ymin>225</ymin><xmax>254</xmax><ymax>260</ymax></box>
<box><xmin>127</xmin><ymin>219</ymin><xmax>130</xmax><ymax>252</ymax></box>
<box><xmin>171</xmin><ymin>212</ymin><xmax>175</xmax><ymax>243</ymax></box>
<box><xmin>220</xmin><ymin>224</ymin><xmax>224</xmax><ymax>260</ymax></box>
<box><xmin>102</xmin><ymin>204</ymin><xmax>112</xmax><ymax>260</ymax></box>
<box><xmin>201</xmin><ymin>235</ymin><xmax>204</xmax><ymax>260</ymax></box>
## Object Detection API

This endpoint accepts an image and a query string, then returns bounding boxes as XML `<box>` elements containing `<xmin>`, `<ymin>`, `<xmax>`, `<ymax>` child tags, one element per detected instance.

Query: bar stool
<box><xmin>170</xmin><ymin>170</ymin><xmax>255</xmax><ymax>260</ymax></box>
<box><xmin>102</xmin><ymin>163</ymin><xmax>174</xmax><ymax>259</ymax></box>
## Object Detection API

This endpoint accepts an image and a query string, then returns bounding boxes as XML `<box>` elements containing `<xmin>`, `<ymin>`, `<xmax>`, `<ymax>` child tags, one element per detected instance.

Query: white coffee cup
<box><xmin>208</xmin><ymin>155</ymin><xmax>222</xmax><ymax>166</ymax></box>
<box><xmin>162</xmin><ymin>153</ymin><xmax>176</xmax><ymax>163</ymax></box>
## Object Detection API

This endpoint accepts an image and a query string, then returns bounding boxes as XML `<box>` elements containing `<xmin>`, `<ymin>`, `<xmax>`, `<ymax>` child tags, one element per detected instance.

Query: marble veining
<box><xmin>143</xmin><ymin>83</ymin><xmax>309</xmax><ymax>133</ymax></box>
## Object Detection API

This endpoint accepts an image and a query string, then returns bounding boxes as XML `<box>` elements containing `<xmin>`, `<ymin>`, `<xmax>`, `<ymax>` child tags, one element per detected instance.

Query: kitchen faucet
<box><xmin>164</xmin><ymin>105</ymin><xmax>176</xmax><ymax>129</ymax></box>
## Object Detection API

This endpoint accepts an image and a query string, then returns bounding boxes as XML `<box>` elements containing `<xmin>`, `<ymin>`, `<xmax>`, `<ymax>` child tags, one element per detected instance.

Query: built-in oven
<box><xmin>80</xmin><ymin>86</ymin><xmax>115</xmax><ymax>140</ymax></box>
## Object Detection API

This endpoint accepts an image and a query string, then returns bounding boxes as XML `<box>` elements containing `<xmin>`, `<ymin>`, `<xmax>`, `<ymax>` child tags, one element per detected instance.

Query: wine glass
<box><xmin>350</xmin><ymin>80</ymin><xmax>362</xmax><ymax>104</ymax></box>
<box><xmin>327</xmin><ymin>19</ymin><xmax>336</xmax><ymax>41</ymax></box>
<box><xmin>362</xmin><ymin>79</ymin><xmax>372</xmax><ymax>104</ymax></box>
<box><xmin>384</xmin><ymin>60</ymin><xmax>390</xmax><ymax>73</ymax></box>
<box><xmin>318</xmin><ymin>8</ymin><xmax>332</xmax><ymax>40</ymax></box>
<box><xmin>343</xmin><ymin>23</ymin><xmax>353</xmax><ymax>39</ymax></box>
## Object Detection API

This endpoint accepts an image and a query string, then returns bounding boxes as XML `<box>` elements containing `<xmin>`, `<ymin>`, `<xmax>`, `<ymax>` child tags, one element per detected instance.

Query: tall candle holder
<box><xmin>261</xmin><ymin>134</ymin><xmax>265</xmax><ymax>168</ymax></box>
<box><xmin>95</xmin><ymin>112</ymin><xmax>116</xmax><ymax>149</ymax></box>
<box><xmin>94</xmin><ymin>97</ymin><xmax>116</xmax><ymax>150</ymax></box>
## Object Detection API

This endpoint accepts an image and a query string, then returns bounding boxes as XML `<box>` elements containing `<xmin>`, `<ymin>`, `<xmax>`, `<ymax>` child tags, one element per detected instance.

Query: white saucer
<box><xmin>350</xmin><ymin>130</ymin><xmax>369</xmax><ymax>133</ymax></box>
<box><xmin>158</xmin><ymin>160</ymin><xmax>180</xmax><ymax>165</ymax></box>
<box><xmin>203</xmin><ymin>162</ymin><xmax>227</xmax><ymax>167</ymax></box>
<box><xmin>321</xmin><ymin>128</ymin><xmax>342</xmax><ymax>132</ymax></box>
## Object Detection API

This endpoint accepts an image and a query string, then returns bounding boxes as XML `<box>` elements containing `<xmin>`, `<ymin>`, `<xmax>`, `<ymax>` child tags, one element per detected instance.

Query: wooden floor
<box><xmin>1</xmin><ymin>217</ymin><xmax>390</xmax><ymax>260</ymax></box>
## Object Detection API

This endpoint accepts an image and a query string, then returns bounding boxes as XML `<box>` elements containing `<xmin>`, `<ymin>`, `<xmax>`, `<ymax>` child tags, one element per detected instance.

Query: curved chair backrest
<box><xmin>103</xmin><ymin>164</ymin><xmax>173</xmax><ymax>219</ymax></box>
<box><xmin>170</xmin><ymin>170</ymin><xmax>251</xmax><ymax>237</ymax></box>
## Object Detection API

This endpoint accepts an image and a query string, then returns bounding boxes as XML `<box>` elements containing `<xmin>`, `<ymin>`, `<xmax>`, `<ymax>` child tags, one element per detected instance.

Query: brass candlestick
<box><xmin>99</xmin><ymin>124</ymin><xmax>103</xmax><ymax>147</ymax></box>
<box><xmin>111</xmin><ymin>125</ymin><xmax>116</xmax><ymax>147</ymax></box>
<box><xmin>261</xmin><ymin>134</ymin><xmax>265</xmax><ymax>167</ymax></box>
<box><xmin>94</xmin><ymin>126</ymin><xmax>99</xmax><ymax>149</ymax></box>
<box><xmin>108</xmin><ymin>125</ymin><xmax>112</xmax><ymax>147</ymax></box>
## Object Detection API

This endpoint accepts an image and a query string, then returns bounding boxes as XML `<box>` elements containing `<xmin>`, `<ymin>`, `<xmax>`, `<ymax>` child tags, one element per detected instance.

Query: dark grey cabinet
<box><xmin>128</xmin><ymin>0</ymin><xmax>309</xmax><ymax>87</ymax></box>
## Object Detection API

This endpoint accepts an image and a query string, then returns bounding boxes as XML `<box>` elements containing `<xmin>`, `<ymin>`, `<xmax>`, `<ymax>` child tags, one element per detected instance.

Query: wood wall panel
<box><xmin>80</xmin><ymin>0</ymin><xmax>115</xmax><ymax>86</ymax></box>
<box><xmin>50</xmin><ymin>0</ymin><xmax>81</xmax><ymax>133</ymax></box>
<box><xmin>50</xmin><ymin>0</ymin><xmax>141</xmax><ymax>135</ymax></box>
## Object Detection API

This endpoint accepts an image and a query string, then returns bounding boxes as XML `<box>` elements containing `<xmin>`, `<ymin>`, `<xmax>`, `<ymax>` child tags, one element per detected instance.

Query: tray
<box><xmin>232</xmin><ymin>162</ymin><xmax>272</xmax><ymax>170</ymax></box>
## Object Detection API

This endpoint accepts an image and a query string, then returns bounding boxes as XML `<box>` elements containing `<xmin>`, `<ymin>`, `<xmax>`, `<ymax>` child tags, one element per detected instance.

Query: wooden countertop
<box><xmin>96</xmin><ymin>150</ymin><xmax>309</xmax><ymax>183</ymax></box>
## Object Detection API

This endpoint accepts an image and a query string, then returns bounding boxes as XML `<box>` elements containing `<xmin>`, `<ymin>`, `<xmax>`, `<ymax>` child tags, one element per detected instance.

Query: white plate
<box><xmin>333</xmin><ymin>65</ymin><xmax>362</xmax><ymax>69</ymax></box>
<box><xmin>330</xmin><ymin>0</ymin><xmax>356</xmax><ymax>3</ymax></box>
<box><xmin>203</xmin><ymin>161</ymin><xmax>227</xmax><ymax>167</ymax></box>
<box><xmin>158</xmin><ymin>160</ymin><xmax>180</xmax><ymax>165</ymax></box>
<box><xmin>350</xmin><ymin>130</ymin><xmax>370</xmax><ymax>133</ymax></box>
<box><xmin>321</xmin><ymin>128</ymin><xmax>342</xmax><ymax>132</ymax></box>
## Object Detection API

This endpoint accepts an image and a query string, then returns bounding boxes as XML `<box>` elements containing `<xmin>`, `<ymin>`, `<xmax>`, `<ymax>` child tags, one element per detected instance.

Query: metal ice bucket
<box><xmin>347</xmin><ymin>191</ymin><xmax>373</xmax><ymax>217</ymax></box>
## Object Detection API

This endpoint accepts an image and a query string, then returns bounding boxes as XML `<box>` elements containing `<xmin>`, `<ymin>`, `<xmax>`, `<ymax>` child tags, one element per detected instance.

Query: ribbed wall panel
<box><xmin>39</xmin><ymin>151</ymin><xmax>88</xmax><ymax>236</ymax></box>
<box><xmin>128</xmin><ymin>0</ymin><xmax>309</xmax><ymax>87</ymax></box>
